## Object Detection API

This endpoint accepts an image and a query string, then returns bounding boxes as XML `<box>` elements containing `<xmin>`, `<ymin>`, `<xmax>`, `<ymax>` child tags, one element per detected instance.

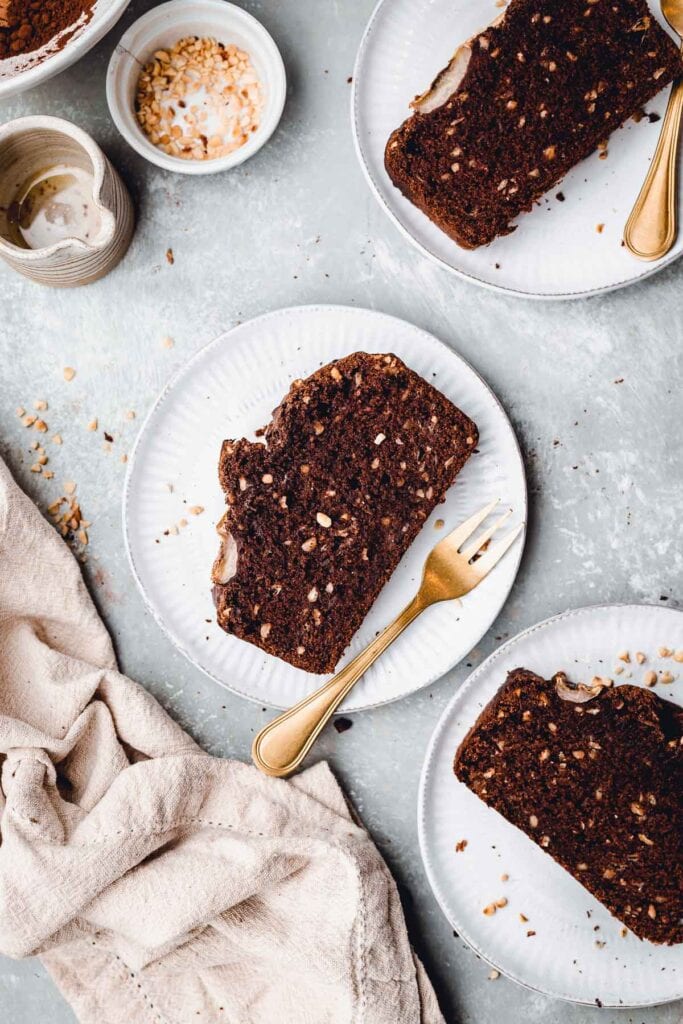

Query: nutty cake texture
<box><xmin>454</xmin><ymin>669</ymin><xmax>683</xmax><ymax>944</ymax></box>
<box><xmin>212</xmin><ymin>352</ymin><xmax>478</xmax><ymax>673</ymax></box>
<box><xmin>385</xmin><ymin>0</ymin><xmax>682</xmax><ymax>248</ymax></box>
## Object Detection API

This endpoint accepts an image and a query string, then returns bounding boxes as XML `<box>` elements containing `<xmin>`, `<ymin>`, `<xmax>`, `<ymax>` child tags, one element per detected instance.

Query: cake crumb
<box><xmin>166</xmin><ymin>248</ymin><xmax>175</xmax><ymax>265</ymax></box>
<box><xmin>455</xmin><ymin>839</ymin><xmax>468</xmax><ymax>853</ymax></box>
<box><xmin>596</xmin><ymin>223</ymin><xmax>604</xmax><ymax>233</ymax></box>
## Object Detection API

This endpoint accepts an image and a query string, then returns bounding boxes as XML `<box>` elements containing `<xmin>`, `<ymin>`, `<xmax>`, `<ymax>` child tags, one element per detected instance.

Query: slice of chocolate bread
<box><xmin>454</xmin><ymin>669</ymin><xmax>683</xmax><ymax>944</ymax></box>
<box><xmin>385</xmin><ymin>0</ymin><xmax>682</xmax><ymax>248</ymax></box>
<box><xmin>212</xmin><ymin>352</ymin><xmax>478</xmax><ymax>673</ymax></box>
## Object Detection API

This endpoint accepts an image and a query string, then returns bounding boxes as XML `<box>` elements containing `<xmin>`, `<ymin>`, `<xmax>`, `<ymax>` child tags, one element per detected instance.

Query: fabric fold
<box><xmin>0</xmin><ymin>457</ymin><xmax>443</xmax><ymax>1024</ymax></box>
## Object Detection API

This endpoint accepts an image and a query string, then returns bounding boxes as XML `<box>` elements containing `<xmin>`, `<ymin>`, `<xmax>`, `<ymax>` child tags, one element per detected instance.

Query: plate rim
<box><xmin>350</xmin><ymin>0</ymin><xmax>683</xmax><ymax>301</ymax></box>
<box><xmin>417</xmin><ymin>601</ymin><xmax>683</xmax><ymax>1007</ymax></box>
<box><xmin>122</xmin><ymin>302</ymin><xmax>527</xmax><ymax>712</ymax></box>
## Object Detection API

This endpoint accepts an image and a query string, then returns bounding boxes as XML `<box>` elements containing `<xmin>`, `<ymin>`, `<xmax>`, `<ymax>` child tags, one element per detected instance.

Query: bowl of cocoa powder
<box><xmin>0</xmin><ymin>0</ymin><xmax>130</xmax><ymax>98</ymax></box>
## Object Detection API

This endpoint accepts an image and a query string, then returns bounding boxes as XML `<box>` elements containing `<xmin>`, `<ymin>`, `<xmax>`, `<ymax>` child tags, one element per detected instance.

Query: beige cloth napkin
<box><xmin>0</xmin><ymin>458</ymin><xmax>443</xmax><ymax>1024</ymax></box>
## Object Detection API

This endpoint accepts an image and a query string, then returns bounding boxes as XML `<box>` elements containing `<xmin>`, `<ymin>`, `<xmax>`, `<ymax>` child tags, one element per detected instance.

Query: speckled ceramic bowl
<box><xmin>0</xmin><ymin>115</ymin><xmax>134</xmax><ymax>287</ymax></box>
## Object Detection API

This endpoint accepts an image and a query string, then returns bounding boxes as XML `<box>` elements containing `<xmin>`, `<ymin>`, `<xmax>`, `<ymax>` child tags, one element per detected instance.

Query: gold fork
<box><xmin>252</xmin><ymin>499</ymin><xmax>523</xmax><ymax>778</ymax></box>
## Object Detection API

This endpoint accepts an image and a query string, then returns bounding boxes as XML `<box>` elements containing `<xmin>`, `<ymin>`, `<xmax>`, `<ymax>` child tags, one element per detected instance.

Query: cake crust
<box><xmin>212</xmin><ymin>352</ymin><xmax>478</xmax><ymax>673</ymax></box>
<box><xmin>454</xmin><ymin>668</ymin><xmax>683</xmax><ymax>944</ymax></box>
<box><xmin>385</xmin><ymin>0</ymin><xmax>682</xmax><ymax>249</ymax></box>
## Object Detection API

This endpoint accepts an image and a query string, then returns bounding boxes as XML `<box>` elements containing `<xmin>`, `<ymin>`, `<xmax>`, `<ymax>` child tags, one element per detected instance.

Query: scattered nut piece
<box><xmin>162</xmin><ymin>336</ymin><xmax>175</xmax><ymax>349</ymax></box>
<box><xmin>488</xmin><ymin>970</ymin><xmax>500</xmax><ymax>981</ymax></box>
<box><xmin>307</xmin><ymin>587</ymin><xmax>318</xmax><ymax>603</ymax></box>
<box><xmin>374</xmin><ymin>432</ymin><xmax>386</xmax><ymax>445</ymax></box>
<box><xmin>635</xmin><ymin>651</ymin><xmax>646</xmax><ymax>664</ymax></box>
<box><xmin>22</xmin><ymin>414</ymin><xmax>36</xmax><ymax>427</ymax></box>
<box><xmin>261</xmin><ymin>473</ymin><xmax>273</xmax><ymax>484</ymax></box>
<box><xmin>16</xmin><ymin>406</ymin><xmax>25</xmax><ymax>417</ymax></box>
<box><xmin>660</xmin><ymin>670</ymin><xmax>674</xmax><ymax>684</ymax></box>
<box><xmin>301</xmin><ymin>537</ymin><xmax>317</xmax><ymax>553</ymax></box>
<box><xmin>618</xmin><ymin>650</ymin><xmax>630</xmax><ymax>663</ymax></box>
<box><xmin>63</xmin><ymin>367</ymin><xmax>76</xmax><ymax>382</ymax></box>
<box><xmin>88</xmin><ymin>419</ymin><xmax>98</xmax><ymax>432</ymax></box>
<box><xmin>455</xmin><ymin>839</ymin><xmax>468</xmax><ymax>853</ymax></box>
<box><xmin>260</xmin><ymin>623</ymin><xmax>272</xmax><ymax>640</ymax></box>
<box><xmin>33</xmin><ymin>399</ymin><xmax>47</xmax><ymax>411</ymax></box>
<box><xmin>125</xmin><ymin>410</ymin><xmax>136</xmax><ymax>421</ymax></box>
<box><xmin>189</xmin><ymin>505</ymin><xmax>204</xmax><ymax>516</ymax></box>
<box><xmin>34</xmin><ymin>419</ymin><xmax>48</xmax><ymax>433</ymax></box>
<box><xmin>519</xmin><ymin>913</ymin><xmax>528</xmax><ymax>923</ymax></box>
<box><xmin>643</xmin><ymin>670</ymin><xmax>657</xmax><ymax>687</ymax></box>
<box><xmin>673</xmin><ymin>650</ymin><xmax>683</xmax><ymax>663</ymax></box>
<box><xmin>64</xmin><ymin>481</ymin><xmax>76</xmax><ymax>495</ymax></box>
<box><xmin>316</xmin><ymin>512</ymin><xmax>332</xmax><ymax>528</ymax></box>
<box><xmin>529</xmin><ymin>814</ymin><xmax>538</xmax><ymax>828</ymax></box>
<box><xmin>482</xmin><ymin>903</ymin><xmax>497</xmax><ymax>916</ymax></box>
<box><xmin>658</xmin><ymin>646</ymin><xmax>672</xmax><ymax>657</ymax></box>
<box><xmin>52</xmin><ymin>434</ymin><xmax>62</xmax><ymax>445</ymax></box>
<box><xmin>495</xmin><ymin>897</ymin><xmax>508</xmax><ymax>908</ymax></box>
<box><xmin>500</xmin><ymin>873</ymin><xmax>509</xmax><ymax>882</ymax></box>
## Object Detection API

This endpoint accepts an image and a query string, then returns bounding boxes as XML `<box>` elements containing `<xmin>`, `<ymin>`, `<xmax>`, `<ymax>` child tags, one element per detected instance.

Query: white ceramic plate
<box><xmin>419</xmin><ymin>603</ymin><xmax>683</xmax><ymax>1006</ymax></box>
<box><xmin>124</xmin><ymin>305</ymin><xmax>526</xmax><ymax>711</ymax></box>
<box><xmin>352</xmin><ymin>0</ymin><xmax>683</xmax><ymax>299</ymax></box>
<box><xmin>0</xmin><ymin>0</ymin><xmax>130</xmax><ymax>100</ymax></box>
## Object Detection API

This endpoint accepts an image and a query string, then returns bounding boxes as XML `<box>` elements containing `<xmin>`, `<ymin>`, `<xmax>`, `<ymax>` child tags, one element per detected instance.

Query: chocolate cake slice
<box><xmin>212</xmin><ymin>352</ymin><xmax>478</xmax><ymax>673</ymax></box>
<box><xmin>454</xmin><ymin>669</ymin><xmax>683</xmax><ymax>944</ymax></box>
<box><xmin>385</xmin><ymin>0</ymin><xmax>682</xmax><ymax>248</ymax></box>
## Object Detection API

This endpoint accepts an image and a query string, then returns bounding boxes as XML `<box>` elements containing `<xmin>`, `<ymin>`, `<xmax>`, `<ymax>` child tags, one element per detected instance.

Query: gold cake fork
<box><xmin>252</xmin><ymin>499</ymin><xmax>523</xmax><ymax>778</ymax></box>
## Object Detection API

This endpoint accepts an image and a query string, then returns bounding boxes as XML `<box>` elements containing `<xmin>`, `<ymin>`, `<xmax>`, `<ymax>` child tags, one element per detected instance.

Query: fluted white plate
<box><xmin>419</xmin><ymin>603</ymin><xmax>683</xmax><ymax>1006</ymax></box>
<box><xmin>124</xmin><ymin>305</ymin><xmax>526</xmax><ymax>711</ymax></box>
<box><xmin>352</xmin><ymin>0</ymin><xmax>683</xmax><ymax>299</ymax></box>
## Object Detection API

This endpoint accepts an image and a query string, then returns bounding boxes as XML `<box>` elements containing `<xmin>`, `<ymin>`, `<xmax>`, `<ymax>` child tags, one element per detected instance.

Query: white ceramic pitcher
<box><xmin>0</xmin><ymin>115</ymin><xmax>134</xmax><ymax>287</ymax></box>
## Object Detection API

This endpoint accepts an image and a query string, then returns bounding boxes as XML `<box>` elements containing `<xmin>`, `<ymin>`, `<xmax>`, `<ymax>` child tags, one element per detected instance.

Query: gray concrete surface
<box><xmin>1</xmin><ymin>1</ymin><xmax>682</xmax><ymax>1021</ymax></box>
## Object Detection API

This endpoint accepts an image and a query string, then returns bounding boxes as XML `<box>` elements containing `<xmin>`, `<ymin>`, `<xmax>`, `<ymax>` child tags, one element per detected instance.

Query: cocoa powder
<box><xmin>0</xmin><ymin>0</ymin><xmax>94</xmax><ymax>60</ymax></box>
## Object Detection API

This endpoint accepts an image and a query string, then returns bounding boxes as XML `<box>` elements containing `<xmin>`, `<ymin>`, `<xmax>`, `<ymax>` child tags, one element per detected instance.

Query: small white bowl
<box><xmin>106</xmin><ymin>0</ymin><xmax>286</xmax><ymax>175</ymax></box>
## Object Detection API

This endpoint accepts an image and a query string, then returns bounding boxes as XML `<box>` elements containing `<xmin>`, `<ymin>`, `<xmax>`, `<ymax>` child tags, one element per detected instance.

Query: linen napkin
<box><xmin>0</xmin><ymin>457</ymin><xmax>443</xmax><ymax>1024</ymax></box>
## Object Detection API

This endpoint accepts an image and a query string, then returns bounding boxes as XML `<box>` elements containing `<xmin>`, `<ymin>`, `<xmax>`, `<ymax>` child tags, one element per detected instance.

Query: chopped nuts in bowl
<box><xmin>106</xmin><ymin>0</ymin><xmax>285</xmax><ymax>174</ymax></box>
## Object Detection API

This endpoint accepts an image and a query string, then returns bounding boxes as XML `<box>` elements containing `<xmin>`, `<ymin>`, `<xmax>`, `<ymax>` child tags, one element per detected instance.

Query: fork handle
<box><xmin>251</xmin><ymin>593</ymin><xmax>426</xmax><ymax>777</ymax></box>
<box><xmin>624</xmin><ymin>71</ymin><xmax>683</xmax><ymax>261</ymax></box>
